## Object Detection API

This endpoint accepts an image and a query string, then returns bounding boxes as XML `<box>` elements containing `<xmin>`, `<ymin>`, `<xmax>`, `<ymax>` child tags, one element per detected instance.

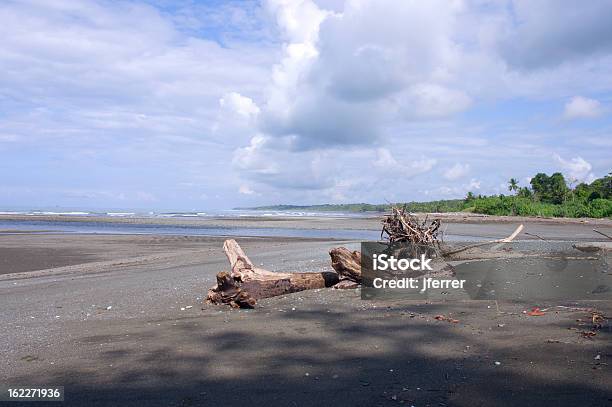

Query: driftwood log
<box><xmin>207</xmin><ymin>211</ymin><xmax>526</xmax><ymax>307</ymax></box>
<box><xmin>441</xmin><ymin>224</ymin><xmax>524</xmax><ymax>257</ymax></box>
<box><xmin>206</xmin><ymin>239</ymin><xmax>339</xmax><ymax>308</ymax></box>
<box><xmin>329</xmin><ymin>247</ymin><xmax>361</xmax><ymax>289</ymax></box>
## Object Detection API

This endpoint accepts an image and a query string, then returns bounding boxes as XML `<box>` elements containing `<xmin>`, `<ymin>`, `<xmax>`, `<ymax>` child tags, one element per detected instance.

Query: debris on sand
<box><xmin>203</xmin><ymin>212</ymin><xmax>553</xmax><ymax>310</ymax></box>
<box><xmin>526</xmin><ymin>307</ymin><xmax>546</xmax><ymax>316</ymax></box>
<box><xmin>591</xmin><ymin>312</ymin><xmax>605</xmax><ymax>327</ymax></box>
<box><xmin>580</xmin><ymin>331</ymin><xmax>597</xmax><ymax>339</ymax></box>
<box><xmin>434</xmin><ymin>314</ymin><xmax>459</xmax><ymax>323</ymax></box>
<box><xmin>573</xmin><ymin>241</ymin><xmax>612</xmax><ymax>253</ymax></box>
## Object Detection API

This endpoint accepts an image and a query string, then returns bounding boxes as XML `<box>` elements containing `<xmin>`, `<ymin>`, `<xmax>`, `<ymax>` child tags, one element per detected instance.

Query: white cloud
<box><xmin>563</xmin><ymin>96</ymin><xmax>603</xmax><ymax>119</ymax></box>
<box><xmin>232</xmin><ymin>134</ymin><xmax>336</xmax><ymax>190</ymax></box>
<box><xmin>373</xmin><ymin>148</ymin><xmax>400</xmax><ymax>169</ymax></box>
<box><xmin>0</xmin><ymin>0</ymin><xmax>274</xmax><ymax>146</ymax></box>
<box><xmin>0</xmin><ymin>134</ymin><xmax>20</xmax><ymax>142</ymax></box>
<box><xmin>467</xmin><ymin>179</ymin><xmax>481</xmax><ymax>190</ymax></box>
<box><xmin>0</xmin><ymin>0</ymin><xmax>280</xmax><ymax>209</ymax></box>
<box><xmin>232</xmin><ymin>142</ymin><xmax>437</xmax><ymax>203</ymax></box>
<box><xmin>438</xmin><ymin>178</ymin><xmax>481</xmax><ymax>198</ymax></box>
<box><xmin>220</xmin><ymin>92</ymin><xmax>260</xmax><ymax>119</ymax></box>
<box><xmin>498</xmin><ymin>0</ymin><xmax>612</xmax><ymax>70</ymax></box>
<box><xmin>553</xmin><ymin>154</ymin><xmax>596</xmax><ymax>183</ymax></box>
<box><xmin>373</xmin><ymin>148</ymin><xmax>436</xmax><ymax>175</ymax></box>
<box><xmin>257</xmin><ymin>0</ymin><xmax>471</xmax><ymax>150</ymax></box>
<box><xmin>239</xmin><ymin>185</ymin><xmax>256</xmax><ymax>195</ymax></box>
<box><xmin>233</xmin><ymin>135</ymin><xmax>280</xmax><ymax>176</ymax></box>
<box><xmin>443</xmin><ymin>163</ymin><xmax>470</xmax><ymax>180</ymax></box>
<box><xmin>405</xmin><ymin>84</ymin><xmax>472</xmax><ymax>119</ymax></box>
<box><xmin>248</xmin><ymin>0</ymin><xmax>612</xmax><ymax>151</ymax></box>
<box><xmin>1</xmin><ymin>0</ymin><xmax>611</xmax><ymax>208</ymax></box>
<box><xmin>230</xmin><ymin>0</ymin><xmax>612</xmax><ymax>200</ymax></box>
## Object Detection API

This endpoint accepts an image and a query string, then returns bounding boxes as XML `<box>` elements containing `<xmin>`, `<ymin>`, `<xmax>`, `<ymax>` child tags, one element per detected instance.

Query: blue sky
<box><xmin>1</xmin><ymin>0</ymin><xmax>611</xmax><ymax>211</ymax></box>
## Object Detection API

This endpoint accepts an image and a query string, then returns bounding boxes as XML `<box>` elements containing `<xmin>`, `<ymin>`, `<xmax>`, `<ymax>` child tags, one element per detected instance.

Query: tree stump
<box><xmin>329</xmin><ymin>247</ymin><xmax>361</xmax><ymax>287</ymax></box>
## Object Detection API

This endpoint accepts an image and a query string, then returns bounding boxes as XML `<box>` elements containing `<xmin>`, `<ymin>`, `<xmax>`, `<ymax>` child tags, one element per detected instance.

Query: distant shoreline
<box><xmin>1</xmin><ymin>212</ymin><xmax>611</xmax><ymax>228</ymax></box>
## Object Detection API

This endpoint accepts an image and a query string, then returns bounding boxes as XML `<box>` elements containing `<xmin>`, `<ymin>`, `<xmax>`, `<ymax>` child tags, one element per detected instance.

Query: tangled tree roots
<box><xmin>381</xmin><ymin>205</ymin><xmax>441</xmax><ymax>246</ymax></box>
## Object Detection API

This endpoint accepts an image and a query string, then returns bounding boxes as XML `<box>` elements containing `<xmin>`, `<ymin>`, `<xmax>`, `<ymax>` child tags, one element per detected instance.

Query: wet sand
<box><xmin>1</xmin><ymin>213</ymin><xmax>611</xmax><ymax>245</ymax></box>
<box><xmin>1</xmin><ymin>218</ymin><xmax>611</xmax><ymax>406</ymax></box>
<box><xmin>2</xmin><ymin>212</ymin><xmax>611</xmax><ymax>230</ymax></box>
<box><xmin>0</xmin><ymin>234</ymin><xmax>296</xmax><ymax>276</ymax></box>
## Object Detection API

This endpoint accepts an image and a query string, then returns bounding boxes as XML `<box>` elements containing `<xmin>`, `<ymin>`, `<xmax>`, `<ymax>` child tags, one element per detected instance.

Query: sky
<box><xmin>1</xmin><ymin>0</ymin><xmax>611</xmax><ymax>211</ymax></box>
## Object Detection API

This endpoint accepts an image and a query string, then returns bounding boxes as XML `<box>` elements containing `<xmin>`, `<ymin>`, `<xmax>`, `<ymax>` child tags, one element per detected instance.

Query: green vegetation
<box><xmin>243</xmin><ymin>172</ymin><xmax>612</xmax><ymax>219</ymax></box>
<box><xmin>467</xmin><ymin>172</ymin><xmax>612</xmax><ymax>218</ymax></box>
<box><xmin>242</xmin><ymin>200</ymin><xmax>466</xmax><ymax>214</ymax></box>
<box><xmin>243</xmin><ymin>203</ymin><xmax>387</xmax><ymax>212</ymax></box>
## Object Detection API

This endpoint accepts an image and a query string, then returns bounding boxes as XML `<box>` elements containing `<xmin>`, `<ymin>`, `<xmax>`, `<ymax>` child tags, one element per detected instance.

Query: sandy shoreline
<box><xmin>1</xmin><ymin>225</ymin><xmax>610</xmax><ymax>406</ymax></box>
<box><xmin>0</xmin><ymin>234</ymin><xmax>343</xmax><ymax>279</ymax></box>
<box><xmin>1</xmin><ymin>215</ymin><xmax>611</xmax><ymax>278</ymax></box>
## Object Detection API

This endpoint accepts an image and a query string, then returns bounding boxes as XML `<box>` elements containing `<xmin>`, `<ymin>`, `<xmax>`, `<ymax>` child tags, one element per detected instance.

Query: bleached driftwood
<box><xmin>442</xmin><ymin>224</ymin><xmax>524</xmax><ymax>257</ymax></box>
<box><xmin>207</xmin><ymin>219</ymin><xmax>527</xmax><ymax>308</ymax></box>
<box><xmin>593</xmin><ymin>229</ymin><xmax>612</xmax><ymax>241</ymax></box>
<box><xmin>206</xmin><ymin>239</ymin><xmax>339</xmax><ymax>308</ymax></box>
<box><xmin>329</xmin><ymin>247</ymin><xmax>361</xmax><ymax>285</ymax></box>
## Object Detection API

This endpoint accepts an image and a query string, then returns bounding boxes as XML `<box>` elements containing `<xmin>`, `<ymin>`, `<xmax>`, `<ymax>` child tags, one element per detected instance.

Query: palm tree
<box><xmin>507</xmin><ymin>178</ymin><xmax>520</xmax><ymax>215</ymax></box>
<box><xmin>508</xmin><ymin>178</ymin><xmax>519</xmax><ymax>194</ymax></box>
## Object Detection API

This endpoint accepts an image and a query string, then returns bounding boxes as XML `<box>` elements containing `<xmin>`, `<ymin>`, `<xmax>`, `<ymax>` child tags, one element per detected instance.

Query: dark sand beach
<box><xmin>1</xmin><ymin>215</ymin><xmax>611</xmax><ymax>406</ymax></box>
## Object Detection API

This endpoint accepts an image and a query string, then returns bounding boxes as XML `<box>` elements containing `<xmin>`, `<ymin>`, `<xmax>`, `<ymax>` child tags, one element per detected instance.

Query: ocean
<box><xmin>0</xmin><ymin>209</ymin><xmax>381</xmax><ymax>240</ymax></box>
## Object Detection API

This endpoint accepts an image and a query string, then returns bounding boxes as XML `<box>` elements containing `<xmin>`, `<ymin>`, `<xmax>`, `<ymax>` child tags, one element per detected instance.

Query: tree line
<box><xmin>464</xmin><ymin>172</ymin><xmax>612</xmax><ymax>218</ymax></box>
<box><xmin>244</xmin><ymin>171</ymin><xmax>612</xmax><ymax>218</ymax></box>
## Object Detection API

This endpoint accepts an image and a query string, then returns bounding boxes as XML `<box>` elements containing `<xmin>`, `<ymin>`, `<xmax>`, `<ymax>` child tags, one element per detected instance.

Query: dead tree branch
<box><xmin>593</xmin><ymin>229</ymin><xmax>612</xmax><ymax>240</ymax></box>
<box><xmin>442</xmin><ymin>224</ymin><xmax>524</xmax><ymax>257</ymax></box>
